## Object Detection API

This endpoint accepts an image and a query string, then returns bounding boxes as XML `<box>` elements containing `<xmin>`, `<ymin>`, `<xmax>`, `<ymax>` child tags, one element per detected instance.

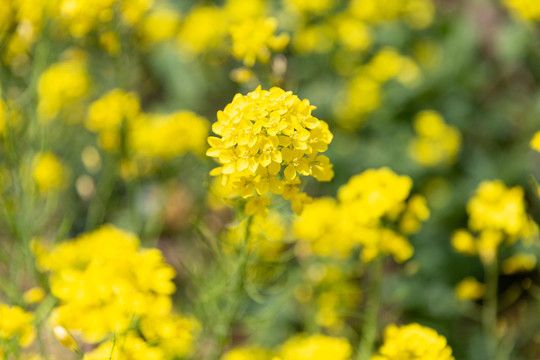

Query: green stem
<box><xmin>209</xmin><ymin>215</ymin><xmax>254</xmax><ymax>360</ymax></box>
<box><xmin>357</xmin><ymin>256</ymin><xmax>384</xmax><ymax>360</ymax></box>
<box><xmin>482</xmin><ymin>256</ymin><xmax>499</xmax><ymax>357</ymax></box>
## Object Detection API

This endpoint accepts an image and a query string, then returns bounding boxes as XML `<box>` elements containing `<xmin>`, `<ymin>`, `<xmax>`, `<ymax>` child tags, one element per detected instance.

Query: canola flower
<box><xmin>455</xmin><ymin>277</ymin><xmax>485</xmax><ymax>300</ymax></box>
<box><xmin>294</xmin><ymin>168</ymin><xmax>429</xmax><ymax>262</ymax></box>
<box><xmin>0</xmin><ymin>304</ymin><xmax>36</xmax><ymax>348</ymax></box>
<box><xmin>207</xmin><ymin>86</ymin><xmax>334</xmax><ymax>216</ymax></box>
<box><xmin>451</xmin><ymin>180</ymin><xmax>537</xmax><ymax>264</ymax></box>
<box><xmin>531</xmin><ymin>131</ymin><xmax>540</xmax><ymax>152</ymax></box>
<box><xmin>32</xmin><ymin>225</ymin><xmax>197</xmax><ymax>354</ymax></box>
<box><xmin>32</xmin><ymin>152</ymin><xmax>65</xmax><ymax>194</ymax></box>
<box><xmin>501</xmin><ymin>253</ymin><xmax>537</xmax><ymax>274</ymax></box>
<box><xmin>371</xmin><ymin>323</ymin><xmax>454</xmax><ymax>360</ymax></box>
<box><xmin>277</xmin><ymin>334</ymin><xmax>352</xmax><ymax>360</ymax></box>
<box><xmin>230</xmin><ymin>17</ymin><xmax>289</xmax><ymax>67</ymax></box>
<box><xmin>221</xmin><ymin>346</ymin><xmax>274</xmax><ymax>360</ymax></box>
<box><xmin>501</xmin><ymin>0</ymin><xmax>540</xmax><ymax>21</ymax></box>
<box><xmin>408</xmin><ymin>110</ymin><xmax>461</xmax><ymax>167</ymax></box>
<box><xmin>37</xmin><ymin>54</ymin><xmax>90</xmax><ymax>122</ymax></box>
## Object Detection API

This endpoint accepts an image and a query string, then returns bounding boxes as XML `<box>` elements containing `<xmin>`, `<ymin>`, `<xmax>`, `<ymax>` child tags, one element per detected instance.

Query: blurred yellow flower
<box><xmin>37</xmin><ymin>56</ymin><xmax>90</xmax><ymax>122</ymax></box>
<box><xmin>230</xmin><ymin>17</ymin><xmax>289</xmax><ymax>67</ymax></box>
<box><xmin>138</xmin><ymin>8</ymin><xmax>181</xmax><ymax>46</ymax></box>
<box><xmin>0</xmin><ymin>304</ymin><xmax>35</xmax><ymax>347</ymax></box>
<box><xmin>501</xmin><ymin>253</ymin><xmax>537</xmax><ymax>274</ymax></box>
<box><xmin>455</xmin><ymin>277</ymin><xmax>485</xmax><ymax>300</ymax></box>
<box><xmin>278</xmin><ymin>334</ymin><xmax>352</xmax><ymax>360</ymax></box>
<box><xmin>177</xmin><ymin>6</ymin><xmax>227</xmax><ymax>55</ymax></box>
<box><xmin>52</xmin><ymin>325</ymin><xmax>79</xmax><ymax>353</ymax></box>
<box><xmin>409</xmin><ymin>110</ymin><xmax>461</xmax><ymax>167</ymax></box>
<box><xmin>23</xmin><ymin>287</ymin><xmax>46</xmax><ymax>304</ymax></box>
<box><xmin>530</xmin><ymin>131</ymin><xmax>540</xmax><ymax>152</ymax></box>
<box><xmin>32</xmin><ymin>152</ymin><xmax>65</xmax><ymax>194</ymax></box>
<box><xmin>221</xmin><ymin>346</ymin><xmax>273</xmax><ymax>360</ymax></box>
<box><xmin>371</xmin><ymin>323</ymin><xmax>454</xmax><ymax>360</ymax></box>
<box><xmin>501</xmin><ymin>0</ymin><xmax>540</xmax><ymax>21</ymax></box>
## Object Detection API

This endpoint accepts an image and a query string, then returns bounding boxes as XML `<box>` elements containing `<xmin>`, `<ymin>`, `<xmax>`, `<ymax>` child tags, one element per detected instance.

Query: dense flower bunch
<box><xmin>0</xmin><ymin>304</ymin><xmax>35</xmax><ymax>353</ymax></box>
<box><xmin>207</xmin><ymin>86</ymin><xmax>334</xmax><ymax>216</ymax></box>
<box><xmin>294</xmin><ymin>168</ymin><xmax>429</xmax><ymax>262</ymax></box>
<box><xmin>86</xmin><ymin>88</ymin><xmax>209</xmax><ymax>178</ymax></box>
<box><xmin>277</xmin><ymin>334</ymin><xmax>352</xmax><ymax>360</ymax></box>
<box><xmin>501</xmin><ymin>0</ymin><xmax>540</xmax><ymax>21</ymax></box>
<box><xmin>371</xmin><ymin>323</ymin><xmax>454</xmax><ymax>360</ymax></box>
<box><xmin>32</xmin><ymin>151</ymin><xmax>65</xmax><ymax>194</ymax></box>
<box><xmin>32</xmin><ymin>225</ymin><xmax>197</xmax><ymax>359</ymax></box>
<box><xmin>37</xmin><ymin>54</ymin><xmax>90</xmax><ymax>122</ymax></box>
<box><xmin>408</xmin><ymin>110</ymin><xmax>461</xmax><ymax>167</ymax></box>
<box><xmin>451</xmin><ymin>180</ymin><xmax>538</xmax><ymax>264</ymax></box>
<box><xmin>335</xmin><ymin>48</ymin><xmax>421</xmax><ymax>129</ymax></box>
<box><xmin>230</xmin><ymin>17</ymin><xmax>289</xmax><ymax>67</ymax></box>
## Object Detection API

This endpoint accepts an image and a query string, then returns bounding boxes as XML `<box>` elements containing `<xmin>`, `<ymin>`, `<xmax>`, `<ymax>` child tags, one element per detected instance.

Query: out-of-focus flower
<box><xmin>278</xmin><ymin>334</ymin><xmax>352</xmax><ymax>360</ymax></box>
<box><xmin>284</xmin><ymin>0</ymin><xmax>335</xmax><ymax>16</ymax></box>
<box><xmin>32</xmin><ymin>152</ymin><xmax>65</xmax><ymax>194</ymax></box>
<box><xmin>501</xmin><ymin>0</ymin><xmax>540</xmax><ymax>22</ymax></box>
<box><xmin>409</xmin><ymin>110</ymin><xmax>461</xmax><ymax>167</ymax></box>
<box><xmin>177</xmin><ymin>6</ymin><xmax>228</xmax><ymax>55</ymax></box>
<box><xmin>23</xmin><ymin>287</ymin><xmax>46</xmax><ymax>304</ymax></box>
<box><xmin>371</xmin><ymin>323</ymin><xmax>454</xmax><ymax>360</ymax></box>
<box><xmin>37</xmin><ymin>55</ymin><xmax>90</xmax><ymax>122</ymax></box>
<box><xmin>207</xmin><ymin>86</ymin><xmax>333</xmax><ymax>216</ymax></box>
<box><xmin>138</xmin><ymin>8</ymin><xmax>181</xmax><ymax>46</ymax></box>
<box><xmin>455</xmin><ymin>277</ymin><xmax>485</xmax><ymax>300</ymax></box>
<box><xmin>295</xmin><ymin>168</ymin><xmax>428</xmax><ymax>262</ymax></box>
<box><xmin>52</xmin><ymin>326</ymin><xmax>79</xmax><ymax>352</ymax></box>
<box><xmin>221</xmin><ymin>346</ymin><xmax>273</xmax><ymax>360</ymax></box>
<box><xmin>501</xmin><ymin>253</ymin><xmax>537</xmax><ymax>274</ymax></box>
<box><xmin>99</xmin><ymin>31</ymin><xmax>121</xmax><ymax>56</ymax></box>
<box><xmin>230</xmin><ymin>18</ymin><xmax>289</xmax><ymax>67</ymax></box>
<box><xmin>0</xmin><ymin>304</ymin><xmax>35</xmax><ymax>347</ymax></box>
<box><xmin>530</xmin><ymin>131</ymin><xmax>540</xmax><ymax>152</ymax></box>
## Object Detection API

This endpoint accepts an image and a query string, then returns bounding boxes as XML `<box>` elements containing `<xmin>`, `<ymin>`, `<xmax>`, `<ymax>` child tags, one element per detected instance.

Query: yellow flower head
<box><xmin>501</xmin><ymin>253</ymin><xmax>537</xmax><ymax>274</ymax></box>
<box><xmin>502</xmin><ymin>0</ymin><xmax>540</xmax><ymax>21</ymax></box>
<box><xmin>207</xmin><ymin>86</ymin><xmax>334</xmax><ymax>216</ymax></box>
<box><xmin>0</xmin><ymin>304</ymin><xmax>35</xmax><ymax>347</ymax></box>
<box><xmin>86</xmin><ymin>89</ymin><xmax>141</xmax><ymax>151</ymax></box>
<box><xmin>23</xmin><ymin>287</ymin><xmax>46</xmax><ymax>304</ymax></box>
<box><xmin>177</xmin><ymin>6</ymin><xmax>228</xmax><ymax>55</ymax></box>
<box><xmin>230</xmin><ymin>17</ymin><xmax>289</xmax><ymax>67</ymax></box>
<box><xmin>37</xmin><ymin>56</ymin><xmax>90</xmax><ymax>122</ymax></box>
<box><xmin>409</xmin><ymin>110</ymin><xmax>461</xmax><ymax>167</ymax></box>
<box><xmin>467</xmin><ymin>180</ymin><xmax>536</xmax><ymax>240</ymax></box>
<box><xmin>455</xmin><ymin>277</ymin><xmax>485</xmax><ymax>300</ymax></box>
<box><xmin>278</xmin><ymin>334</ymin><xmax>352</xmax><ymax>360</ymax></box>
<box><xmin>530</xmin><ymin>131</ymin><xmax>540</xmax><ymax>152</ymax></box>
<box><xmin>138</xmin><ymin>7</ymin><xmax>181</xmax><ymax>46</ymax></box>
<box><xmin>32</xmin><ymin>152</ymin><xmax>65</xmax><ymax>194</ymax></box>
<box><xmin>371</xmin><ymin>323</ymin><xmax>454</xmax><ymax>360</ymax></box>
<box><xmin>221</xmin><ymin>346</ymin><xmax>273</xmax><ymax>360</ymax></box>
<box><xmin>33</xmin><ymin>225</ymin><xmax>176</xmax><ymax>343</ymax></box>
<box><xmin>295</xmin><ymin>168</ymin><xmax>428</xmax><ymax>262</ymax></box>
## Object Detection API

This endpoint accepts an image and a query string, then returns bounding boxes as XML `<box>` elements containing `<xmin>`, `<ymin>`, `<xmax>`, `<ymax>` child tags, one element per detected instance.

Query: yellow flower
<box><xmin>501</xmin><ymin>253</ymin><xmax>537</xmax><ymax>274</ymax></box>
<box><xmin>278</xmin><ymin>334</ymin><xmax>352</xmax><ymax>360</ymax></box>
<box><xmin>33</xmin><ymin>225</ymin><xmax>177</xmax><ymax>343</ymax></box>
<box><xmin>284</xmin><ymin>0</ymin><xmax>335</xmax><ymax>16</ymax></box>
<box><xmin>467</xmin><ymin>180</ymin><xmax>536</xmax><ymax>240</ymax></box>
<box><xmin>37</xmin><ymin>56</ymin><xmax>90</xmax><ymax>122</ymax></box>
<box><xmin>83</xmin><ymin>332</ymin><xmax>163</xmax><ymax>360</ymax></box>
<box><xmin>455</xmin><ymin>277</ymin><xmax>485</xmax><ymax>300</ymax></box>
<box><xmin>23</xmin><ymin>287</ymin><xmax>46</xmax><ymax>304</ymax></box>
<box><xmin>140</xmin><ymin>313</ymin><xmax>199</xmax><ymax>358</ymax></box>
<box><xmin>501</xmin><ymin>0</ymin><xmax>540</xmax><ymax>21</ymax></box>
<box><xmin>408</xmin><ymin>110</ymin><xmax>461</xmax><ymax>167</ymax></box>
<box><xmin>230</xmin><ymin>17</ymin><xmax>289</xmax><ymax>67</ymax></box>
<box><xmin>32</xmin><ymin>152</ymin><xmax>65</xmax><ymax>194</ymax></box>
<box><xmin>371</xmin><ymin>323</ymin><xmax>454</xmax><ymax>360</ymax></box>
<box><xmin>52</xmin><ymin>325</ymin><xmax>79</xmax><ymax>352</ymax></box>
<box><xmin>451</xmin><ymin>229</ymin><xmax>476</xmax><ymax>256</ymax></box>
<box><xmin>0</xmin><ymin>304</ymin><xmax>35</xmax><ymax>347</ymax></box>
<box><xmin>207</xmin><ymin>86</ymin><xmax>334</xmax><ymax>215</ymax></box>
<box><xmin>138</xmin><ymin>8</ymin><xmax>181</xmax><ymax>46</ymax></box>
<box><xmin>86</xmin><ymin>89</ymin><xmax>141</xmax><ymax>151</ymax></box>
<box><xmin>530</xmin><ymin>131</ymin><xmax>540</xmax><ymax>152</ymax></box>
<box><xmin>177</xmin><ymin>6</ymin><xmax>228</xmax><ymax>55</ymax></box>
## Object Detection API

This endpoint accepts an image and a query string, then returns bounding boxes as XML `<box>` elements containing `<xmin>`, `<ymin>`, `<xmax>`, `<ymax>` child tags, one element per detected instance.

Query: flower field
<box><xmin>0</xmin><ymin>0</ymin><xmax>540</xmax><ymax>359</ymax></box>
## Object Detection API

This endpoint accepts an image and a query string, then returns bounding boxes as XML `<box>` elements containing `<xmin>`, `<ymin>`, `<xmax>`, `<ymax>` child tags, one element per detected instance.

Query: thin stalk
<box><xmin>482</xmin><ymin>256</ymin><xmax>499</xmax><ymax>358</ymax></box>
<box><xmin>357</xmin><ymin>256</ymin><xmax>384</xmax><ymax>360</ymax></box>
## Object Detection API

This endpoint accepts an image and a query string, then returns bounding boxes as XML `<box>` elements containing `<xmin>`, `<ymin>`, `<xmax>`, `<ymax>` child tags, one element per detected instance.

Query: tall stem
<box><xmin>482</xmin><ymin>256</ymin><xmax>499</xmax><ymax>358</ymax></box>
<box><xmin>357</xmin><ymin>256</ymin><xmax>384</xmax><ymax>360</ymax></box>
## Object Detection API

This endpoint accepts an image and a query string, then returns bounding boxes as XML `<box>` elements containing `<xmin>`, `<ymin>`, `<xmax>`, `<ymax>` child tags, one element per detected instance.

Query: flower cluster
<box><xmin>230</xmin><ymin>17</ymin><xmax>289</xmax><ymax>67</ymax></box>
<box><xmin>0</xmin><ymin>304</ymin><xmax>35</xmax><ymax>350</ymax></box>
<box><xmin>32</xmin><ymin>152</ymin><xmax>65</xmax><ymax>194</ymax></box>
<box><xmin>371</xmin><ymin>323</ymin><xmax>454</xmax><ymax>360</ymax></box>
<box><xmin>294</xmin><ymin>168</ymin><xmax>429</xmax><ymax>262</ymax></box>
<box><xmin>207</xmin><ymin>86</ymin><xmax>334</xmax><ymax>216</ymax></box>
<box><xmin>37</xmin><ymin>54</ymin><xmax>90</xmax><ymax>122</ymax></box>
<box><xmin>32</xmin><ymin>225</ymin><xmax>197</xmax><ymax>359</ymax></box>
<box><xmin>278</xmin><ymin>334</ymin><xmax>352</xmax><ymax>360</ymax></box>
<box><xmin>408</xmin><ymin>110</ymin><xmax>461</xmax><ymax>167</ymax></box>
<box><xmin>335</xmin><ymin>48</ymin><xmax>421</xmax><ymax>129</ymax></box>
<box><xmin>86</xmin><ymin>88</ymin><xmax>209</xmax><ymax>179</ymax></box>
<box><xmin>501</xmin><ymin>0</ymin><xmax>540</xmax><ymax>21</ymax></box>
<box><xmin>451</xmin><ymin>180</ymin><xmax>537</xmax><ymax>264</ymax></box>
